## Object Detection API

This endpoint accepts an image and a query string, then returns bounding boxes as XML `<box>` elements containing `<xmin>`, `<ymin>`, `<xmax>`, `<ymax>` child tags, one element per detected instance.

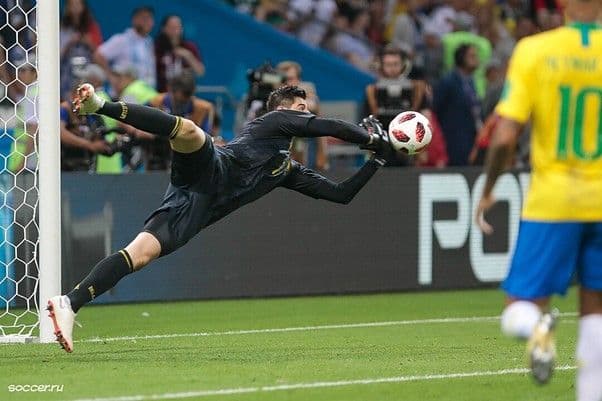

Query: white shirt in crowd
<box><xmin>98</xmin><ymin>28</ymin><xmax>156</xmax><ymax>88</ymax></box>
<box><xmin>288</xmin><ymin>0</ymin><xmax>337</xmax><ymax>47</ymax></box>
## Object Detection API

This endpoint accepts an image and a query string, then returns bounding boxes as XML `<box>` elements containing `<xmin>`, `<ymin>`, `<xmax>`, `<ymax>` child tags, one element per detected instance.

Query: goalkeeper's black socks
<box><xmin>98</xmin><ymin>101</ymin><xmax>182</xmax><ymax>139</ymax></box>
<box><xmin>66</xmin><ymin>250</ymin><xmax>134</xmax><ymax>313</ymax></box>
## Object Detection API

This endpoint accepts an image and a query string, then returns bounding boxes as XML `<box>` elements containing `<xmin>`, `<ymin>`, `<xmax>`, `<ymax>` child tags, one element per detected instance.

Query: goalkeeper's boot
<box><xmin>47</xmin><ymin>295</ymin><xmax>76</xmax><ymax>353</ymax></box>
<box><xmin>527</xmin><ymin>308</ymin><xmax>559</xmax><ymax>384</ymax></box>
<box><xmin>74</xmin><ymin>83</ymin><xmax>105</xmax><ymax>115</ymax></box>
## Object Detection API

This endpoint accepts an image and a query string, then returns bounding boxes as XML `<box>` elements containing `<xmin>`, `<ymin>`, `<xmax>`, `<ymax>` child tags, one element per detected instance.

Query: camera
<box><xmin>245</xmin><ymin>62</ymin><xmax>286</xmax><ymax>118</ymax></box>
<box><xmin>95</xmin><ymin>126</ymin><xmax>136</xmax><ymax>155</ymax></box>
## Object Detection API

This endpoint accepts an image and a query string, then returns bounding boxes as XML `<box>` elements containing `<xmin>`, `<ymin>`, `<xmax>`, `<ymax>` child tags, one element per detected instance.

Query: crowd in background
<box><xmin>229</xmin><ymin>0</ymin><xmax>552</xmax><ymax>168</ymax></box>
<box><xmin>1</xmin><ymin>1</ymin><xmax>215</xmax><ymax>174</ymax></box>
<box><xmin>0</xmin><ymin>0</ymin><xmax>565</xmax><ymax>173</ymax></box>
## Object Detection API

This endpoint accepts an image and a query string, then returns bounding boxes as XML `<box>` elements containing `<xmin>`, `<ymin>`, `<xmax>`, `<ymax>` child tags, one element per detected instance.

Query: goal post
<box><xmin>37</xmin><ymin>0</ymin><xmax>62</xmax><ymax>343</ymax></box>
<box><xmin>0</xmin><ymin>0</ymin><xmax>61</xmax><ymax>343</ymax></box>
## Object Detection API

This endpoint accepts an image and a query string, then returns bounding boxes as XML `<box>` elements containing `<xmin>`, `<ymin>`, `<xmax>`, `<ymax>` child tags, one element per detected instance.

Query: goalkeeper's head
<box><xmin>266</xmin><ymin>85</ymin><xmax>308</xmax><ymax>113</ymax></box>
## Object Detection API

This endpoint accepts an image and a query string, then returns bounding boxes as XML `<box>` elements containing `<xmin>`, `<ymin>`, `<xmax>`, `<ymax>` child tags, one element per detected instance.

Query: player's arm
<box><xmin>277</xmin><ymin>111</ymin><xmax>389</xmax><ymax>158</ymax></box>
<box><xmin>476</xmin><ymin>38</ymin><xmax>534</xmax><ymax>234</ymax></box>
<box><xmin>476</xmin><ymin>117</ymin><xmax>522</xmax><ymax>233</ymax></box>
<box><xmin>281</xmin><ymin>158</ymin><xmax>384</xmax><ymax>205</ymax></box>
<box><xmin>279</xmin><ymin>111</ymin><xmax>371</xmax><ymax>145</ymax></box>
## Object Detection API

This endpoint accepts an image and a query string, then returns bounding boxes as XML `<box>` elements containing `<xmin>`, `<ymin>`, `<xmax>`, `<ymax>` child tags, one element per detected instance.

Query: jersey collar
<box><xmin>568</xmin><ymin>22</ymin><xmax>602</xmax><ymax>30</ymax></box>
<box><xmin>568</xmin><ymin>22</ymin><xmax>601</xmax><ymax>46</ymax></box>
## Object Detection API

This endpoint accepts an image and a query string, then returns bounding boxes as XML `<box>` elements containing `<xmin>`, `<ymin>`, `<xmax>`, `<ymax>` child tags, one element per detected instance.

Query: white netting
<box><xmin>0</xmin><ymin>0</ymin><xmax>40</xmax><ymax>340</ymax></box>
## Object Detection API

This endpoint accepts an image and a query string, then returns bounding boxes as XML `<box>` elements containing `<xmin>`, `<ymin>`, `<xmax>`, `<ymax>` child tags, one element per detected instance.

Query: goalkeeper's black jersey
<box><xmin>203</xmin><ymin>110</ymin><xmax>371</xmax><ymax>225</ymax></box>
<box><xmin>147</xmin><ymin>109</ymin><xmax>379</xmax><ymax>254</ymax></box>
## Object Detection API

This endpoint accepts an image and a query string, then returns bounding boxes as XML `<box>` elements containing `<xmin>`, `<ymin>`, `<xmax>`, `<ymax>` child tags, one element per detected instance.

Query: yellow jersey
<box><xmin>496</xmin><ymin>23</ymin><xmax>602</xmax><ymax>221</ymax></box>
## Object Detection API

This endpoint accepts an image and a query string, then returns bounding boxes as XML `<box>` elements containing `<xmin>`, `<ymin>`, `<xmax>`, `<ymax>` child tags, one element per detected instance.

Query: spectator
<box><xmin>499</xmin><ymin>0</ymin><xmax>531</xmax><ymax>35</ymax></box>
<box><xmin>421</xmin><ymin>22</ymin><xmax>445</xmax><ymax>86</ymax></box>
<box><xmin>154</xmin><ymin>15</ymin><xmax>205</xmax><ymax>93</ymax></box>
<box><xmin>148</xmin><ymin>71</ymin><xmax>217</xmax><ymax>170</ymax></box>
<box><xmin>433</xmin><ymin>44</ymin><xmax>481</xmax><ymax>166</ymax></box>
<box><xmin>254</xmin><ymin>0</ymin><xmax>289</xmax><ymax>31</ymax></box>
<box><xmin>0</xmin><ymin>0</ymin><xmax>36</xmax><ymax>101</ymax></box>
<box><xmin>533</xmin><ymin>0</ymin><xmax>564</xmax><ymax>30</ymax></box>
<box><xmin>365</xmin><ymin>46</ymin><xmax>426</xmax><ymax>166</ymax></box>
<box><xmin>0</xmin><ymin>0</ymin><xmax>36</xmax><ymax>74</ymax></box>
<box><xmin>8</xmin><ymin>61</ymin><xmax>37</xmax><ymax>173</ymax></box>
<box><xmin>427</xmin><ymin>0</ymin><xmax>475</xmax><ymax>38</ymax></box>
<box><xmin>513</xmin><ymin>16</ymin><xmax>538</xmax><ymax>41</ymax></box>
<box><xmin>365</xmin><ymin>46</ymin><xmax>426</xmax><ymax>128</ymax></box>
<box><xmin>476</xmin><ymin>1</ymin><xmax>514</xmax><ymax>66</ymax></box>
<box><xmin>288</xmin><ymin>0</ymin><xmax>337</xmax><ymax>47</ymax></box>
<box><xmin>328</xmin><ymin>9</ymin><xmax>376</xmax><ymax>72</ymax></box>
<box><xmin>366</xmin><ymin>0</ymin><xmax>387</xmax><ymax>46</ymax></box>
<box><xmin>390</xmin><ymin>0</ymin><xmax>427</xmax><ymax>55</ymax></box>
<box><xmin>227</xmin><ymin>0</ymin><xmax>259</xmax><ymax>14</ymax></box>
<box><xmin>59</xmin><ymin>86</ymin><xmax>112</xmax><ymax>171</ymax></box>
<box><xmin>0</xmin><ymin>37</ymin><xmax>12</xmax><ymax>101</ymax></box>
<box><xmin>59</xmin><ymin>0</ymin><xmax>103</xmax><ymax>100</ymax></box>
<box><xmin>110</xmin><ymin>63</ymin><xmax>158</xmax><ymax>105</ymax></box>
<box><xmin>481</xmin><ymin>58</ymin><xmax>505</xmax><ymax>119</ymax></box>
<box><xmin>441</xmin><ymin>14</ymin><xmax>492</xmax><ymax>98</ymax></box>
<box><xmin>94</xmin><ymin>6</ymin><xmax>156</xmax><ymax>89</ymax></box>
<box><xmin>276</xmin><ymin>60</ymin><xmax>326</xmax><ymax>170</ymax></box>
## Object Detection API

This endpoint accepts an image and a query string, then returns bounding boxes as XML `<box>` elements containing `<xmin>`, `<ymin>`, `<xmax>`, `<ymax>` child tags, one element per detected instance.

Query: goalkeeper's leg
<box><xmin>48</xmin><ymin>232</ymin><xmax>161</xmax><ymax>352</ymax></box>
<box><xmin>74</xmin><ymin>83</ymin><xmax>205</xmax><ymax>154</ymax></box>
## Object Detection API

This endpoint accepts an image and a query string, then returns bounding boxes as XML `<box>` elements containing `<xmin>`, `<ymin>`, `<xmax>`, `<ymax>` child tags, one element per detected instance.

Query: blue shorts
<box><xmin>503</xmin><ymin>221</ymin><xmax>602</xmax><ymax>299</ymax></box>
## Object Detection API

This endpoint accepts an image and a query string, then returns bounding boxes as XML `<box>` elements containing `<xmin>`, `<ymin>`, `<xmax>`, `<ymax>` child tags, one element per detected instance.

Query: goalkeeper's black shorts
<box><xmin>142</xmin><ymin>134</ymin><xmax>223</xmax><ymax>256</ymax></box>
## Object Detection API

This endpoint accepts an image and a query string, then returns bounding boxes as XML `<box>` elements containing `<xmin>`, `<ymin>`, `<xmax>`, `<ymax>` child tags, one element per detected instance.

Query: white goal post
<box><xmin>0</xmin><ymin>0</ymin><xmax>61</xmax><ymax>343</ymax></box>
<box><xmin>37</xmin><ymin>0</ymin><xmax>62</xmax><ymax>344</ymax></box>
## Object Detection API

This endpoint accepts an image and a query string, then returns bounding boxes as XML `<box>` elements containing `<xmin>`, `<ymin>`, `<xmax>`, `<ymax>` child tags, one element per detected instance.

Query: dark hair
<box><xmin>380</xmin><ymin>45</ymin><xmax>406</xmax><ymax>62</ymax></box>
<box><xmin>266</xmin><ymin>85</ymin><xmax>306</xmax><ymax>112</ymax></box>
<box><xmin>61</xmin><ymin>0</ymin><xmax>94</xmax><ymax>34</ymax></box>
<box><xmin>454</xmin><ymin>43</ymin><xmax>473</xmax><ymax>68</ymax></box>
<box><xmin>155</xmin><ymin>15</ymin><xmax>182</xmax><ymax>52</ymax></box>
<box><xmin>132</xmin><ymin>6</ymin><xmax>154</xmax><ymax>18</ymax></box>
<box><xmin>168</xmin><ymin>70</ymin><xmax>196</xmax><ymax>98</ymax></box>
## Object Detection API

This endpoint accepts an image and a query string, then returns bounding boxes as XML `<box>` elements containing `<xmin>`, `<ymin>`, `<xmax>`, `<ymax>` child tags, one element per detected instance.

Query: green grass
<box><xmin>0</xmin><ymin>288</ymin><xmax>579</xmax><ymax>401</ymax></box>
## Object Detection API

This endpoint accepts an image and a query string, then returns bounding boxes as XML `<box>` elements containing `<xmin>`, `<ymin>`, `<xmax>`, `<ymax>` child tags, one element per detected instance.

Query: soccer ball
<box><xmin>388</xmin><ymin>111</ymin><xmax>433</xmax><ymax>155</ymax></box>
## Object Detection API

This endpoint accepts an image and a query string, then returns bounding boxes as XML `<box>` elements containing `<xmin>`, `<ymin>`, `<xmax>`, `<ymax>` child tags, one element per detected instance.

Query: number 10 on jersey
<box><xmin>557</xmin><ymin>85</ymin><xmax>602</xmax><ymax>160</ymax></box>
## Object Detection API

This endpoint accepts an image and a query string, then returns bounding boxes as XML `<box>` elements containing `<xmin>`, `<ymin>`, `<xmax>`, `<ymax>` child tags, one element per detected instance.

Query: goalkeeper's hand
<box><xmin>359</xmin><ymin>115</ymin><xmax>394</xmax><ymax>163</ymax></box>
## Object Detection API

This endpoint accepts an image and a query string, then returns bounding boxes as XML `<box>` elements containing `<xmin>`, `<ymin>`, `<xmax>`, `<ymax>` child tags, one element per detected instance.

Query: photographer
<box><xmin>243</xmin><ymin>61</ymin><xmax>285</xmax><ymax>121</ymax></box>
<box><xmin>365</xmin><ymin>45</ymin><xmax>426</xmax><ymax>166</ymax></box>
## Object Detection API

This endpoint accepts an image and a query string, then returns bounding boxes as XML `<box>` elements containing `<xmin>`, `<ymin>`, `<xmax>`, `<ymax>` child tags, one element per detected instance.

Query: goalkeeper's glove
<box><xmin>359</xmin><ymin>115</ymin><xmax>394</xmax><ymax>164</ymax></box>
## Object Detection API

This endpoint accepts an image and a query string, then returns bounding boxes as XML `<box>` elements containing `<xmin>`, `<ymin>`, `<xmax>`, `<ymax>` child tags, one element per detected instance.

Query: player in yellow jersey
<box><xmin>475</xmin><ymin>0</ymin><xmax>602</xmax><ymax>397</ymax></box>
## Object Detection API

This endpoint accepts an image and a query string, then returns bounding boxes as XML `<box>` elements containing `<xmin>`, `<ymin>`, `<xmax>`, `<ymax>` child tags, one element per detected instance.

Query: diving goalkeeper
<box><xmin>47</xmin><ymin>84</ymin><xmax>391</xmax><ymax>352</ymax></box>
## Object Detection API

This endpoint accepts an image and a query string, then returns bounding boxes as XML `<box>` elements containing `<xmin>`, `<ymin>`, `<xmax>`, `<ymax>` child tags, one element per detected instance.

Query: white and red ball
<box><xmin>387</xmin><ymin>111</ymin><xmax>433</xmax><ymax>155</ymax></box>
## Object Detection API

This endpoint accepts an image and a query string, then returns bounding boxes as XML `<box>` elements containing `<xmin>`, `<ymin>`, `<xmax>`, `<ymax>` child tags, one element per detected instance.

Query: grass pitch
<box><xmin>1</xmin><ymin>288</ymin><xmax>578</xmax><ymax>401</ymax></box>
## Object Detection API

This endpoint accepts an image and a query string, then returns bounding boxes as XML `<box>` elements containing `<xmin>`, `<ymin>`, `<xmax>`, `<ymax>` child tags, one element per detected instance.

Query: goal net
<box><xmin>0</xmin><ymin>0</ymin><xmax>61</xmax><ymax>343</ymax></box>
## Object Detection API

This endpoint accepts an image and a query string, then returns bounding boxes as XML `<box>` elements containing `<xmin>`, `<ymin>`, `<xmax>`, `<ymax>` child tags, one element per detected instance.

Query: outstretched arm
<box><xmin>279</xmin><ymin>111</ymin><xmax>372</xmax><ymax>145</ymax></box>
<box><xmin>281</xmin><ymin>158</ymin><xmax>384</xmax><ymax>205</ymax></box>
